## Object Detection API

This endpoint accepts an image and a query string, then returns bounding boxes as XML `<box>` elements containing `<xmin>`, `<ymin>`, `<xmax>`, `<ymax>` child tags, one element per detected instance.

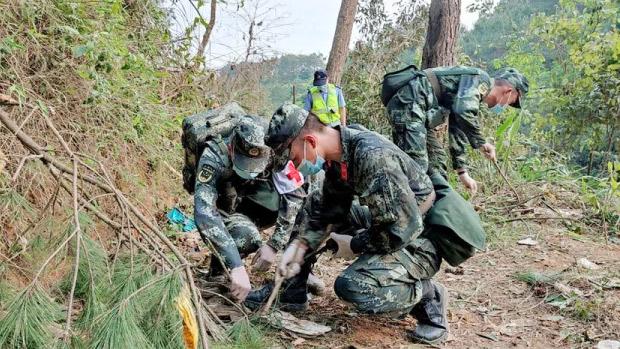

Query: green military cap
<box><xmin>265</xmin><ymin>103</ymin><xmax>308</xmax><ymax>171</ymax></box>
<box><xmin>231</xmin><ymin>116</ymin><xmax>271</xmax><ymax>174</ymax></box>
<box><xmin>495</xmin><ymin>68</ymin><xmax>529</xmax><ymax>108</ymax></box>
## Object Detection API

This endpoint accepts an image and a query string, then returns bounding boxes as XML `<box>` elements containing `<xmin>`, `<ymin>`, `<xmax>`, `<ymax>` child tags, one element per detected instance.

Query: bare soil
<box><xmin>268</xmin><ymin>222</ymin><xmax>620</xmax><ymax>349</ymax></box>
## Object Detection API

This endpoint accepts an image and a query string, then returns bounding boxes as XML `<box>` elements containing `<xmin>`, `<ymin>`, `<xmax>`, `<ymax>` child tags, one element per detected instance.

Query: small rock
<box><xmin>577</xmin><ymin>257</ymin><xmax>600</xmax><ymax>270</ymax></box>
<box><xmin>517</xmin><ymin>237</ymin><xmax>538</xmax><ymax>246</ymax></box>
<box><xmin>292</xmin><ymin>338</ymin><xmax>305</xmax><ymax>346</ymax></box>
<box><xmin>597</xmin><ymin>340</ymin><xmax>620</xmax><ymax>349</ymax></box>
<box><xmin>445</xmin><ymin>266</ymin><xmax>464</xmax><ymax>275</ymax></box>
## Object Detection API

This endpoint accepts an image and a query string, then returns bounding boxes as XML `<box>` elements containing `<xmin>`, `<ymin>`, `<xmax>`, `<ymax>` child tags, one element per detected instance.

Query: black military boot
<box><xmin>407</xmin><ymin>280</ymin><xmax>449</xmax><ymax>345</ymax></box>
<box><xmin>244</xmin><ymin>273</ymin><xmax>309</xmax><ymax>312</ymax></box>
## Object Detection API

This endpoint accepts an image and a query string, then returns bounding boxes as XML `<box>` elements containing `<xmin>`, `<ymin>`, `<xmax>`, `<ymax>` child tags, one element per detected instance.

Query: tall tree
<box><xmin>421</xmin><ymin>0</ymin><xmax>461</xmax><ymax>69</ymax></box>
<box><xmin>326</xmin><ymin>0</ymin><xmax>359</xmax><ymax>85</ymax></box>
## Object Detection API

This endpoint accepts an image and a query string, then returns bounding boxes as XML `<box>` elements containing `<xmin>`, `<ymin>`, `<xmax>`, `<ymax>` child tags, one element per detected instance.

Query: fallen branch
<box><xmin>1</xmin><ymin>107</ymin><xmax>212</xmax><ymax>349</ymax></box>
<box><xmin>493</xmin><ymin>159</ymin><xmax>521</xmax><ymax>202</ymax></box>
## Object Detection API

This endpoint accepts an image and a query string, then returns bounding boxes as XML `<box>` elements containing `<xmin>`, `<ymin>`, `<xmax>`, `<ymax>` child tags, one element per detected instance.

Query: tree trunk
<box><xmin>421</xmin><ymin>0</ymin><xmax>461</xmax><ymax>69</ymax></box>
<box><xmin>195</xmin><ymin>0</ymin><xmax>217</xmax><ymax>65</ymax></box>
<box><xmin>326</xmin><ymin>0</ymin><xmax>358</xmax><ymax>85</ymax></box>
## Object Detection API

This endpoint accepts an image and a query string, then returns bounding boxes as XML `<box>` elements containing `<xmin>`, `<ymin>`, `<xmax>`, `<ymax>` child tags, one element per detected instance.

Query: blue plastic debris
<box><xmin>166</xmin><ymin>207</ymin><xmax>196</xmax><ymax>232</ymax></box>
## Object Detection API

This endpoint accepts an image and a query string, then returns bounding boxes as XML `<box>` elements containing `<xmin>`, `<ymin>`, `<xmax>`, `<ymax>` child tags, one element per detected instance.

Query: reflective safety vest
<box><xmin>309</xmin><ymin>84</ymin><xmax>340</xmax><ymax>125</ymax></box>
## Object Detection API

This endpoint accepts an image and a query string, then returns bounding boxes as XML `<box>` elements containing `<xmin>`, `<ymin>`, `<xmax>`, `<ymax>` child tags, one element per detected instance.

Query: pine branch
<box><xmin>2</xmin><ymin>103</ymin><xmax>212</xmax><ymax>349</ymax></box>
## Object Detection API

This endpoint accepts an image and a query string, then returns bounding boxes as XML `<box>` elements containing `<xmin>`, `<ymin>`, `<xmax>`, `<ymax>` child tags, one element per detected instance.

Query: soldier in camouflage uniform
<box><xmin>383</xmin><ymin>66</ymin><xmax>529</xmax><ymax>193</ymax></box>
<box><xmin>246</xmin><ymin>104</ymin><xmax>486</xmax><ymax>344</ymax></box>
<box><xmin>194</xmin><ymin>116</ymin><xmax>304</xmax><ymax>302</ymax></box>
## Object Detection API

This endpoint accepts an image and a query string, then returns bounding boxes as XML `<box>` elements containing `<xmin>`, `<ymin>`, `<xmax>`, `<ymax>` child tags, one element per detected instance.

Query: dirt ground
<box><xmin>263</xmin><ymin>222</ymin><xmax>620</xmax><ymax>349</ymax></box>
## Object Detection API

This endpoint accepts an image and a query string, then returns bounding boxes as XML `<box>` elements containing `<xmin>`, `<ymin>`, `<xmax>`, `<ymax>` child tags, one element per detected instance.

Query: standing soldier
<box><xmin>382</xmin><ymin>66</ymin><xmax>529</xmax><ymax>193</ymax></box>
<box><xmin>304</xmin><ymin>69</ymin><xmax>347</xmax><ymax>126</ymax></box>
<box><xmin>193</xmin><ymin>117</ymin><xmax>304</xmax><ymax>302</ymax></box>
<box><xmin>247</xmin><ymin>105</ymin><xmax>486</xmax><ymax>345</ymax></box>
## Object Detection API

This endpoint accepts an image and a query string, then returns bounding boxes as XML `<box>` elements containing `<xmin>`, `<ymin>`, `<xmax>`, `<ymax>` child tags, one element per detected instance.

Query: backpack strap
<box><xmin>423</xmin><ymin>68</ymin><xmax>443</xmax><ymax>103</ymax></box>
<box><xmin>206</xmin><ymin>136</ymin><xmax>231</xmax><ymax>168</ymax></box>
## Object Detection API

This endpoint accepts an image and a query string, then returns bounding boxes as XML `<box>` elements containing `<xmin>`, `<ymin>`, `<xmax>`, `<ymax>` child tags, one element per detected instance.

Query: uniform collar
<box><xmin>338</xmin><ymin>125</ymin><xmax>352</xmax><ymax>165</ymax></box>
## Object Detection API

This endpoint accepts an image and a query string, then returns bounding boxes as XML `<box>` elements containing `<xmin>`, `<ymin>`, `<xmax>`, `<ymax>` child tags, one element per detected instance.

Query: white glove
<box><xmin>229</xmin><ymin>266</ymin><xmax>251</xmax><ymax>302</ymax></box>
<box><xmin>329</xmin><ymin>233</ymin><xmax>355</xmax><ymax>260</ymax></box>
<box><xmin>278</xmin><ymin>240</ymin><xmax>307</xmax><ymax>279</ymax></box>
<box><xmin>458</xmin><ymin>171</ymin><xmax>478</xmax><ymax>196</ymax></box>
<box><xmin>480</xmin><ymin>143</ymin><xmax>497</xmax><ymax>161</ymax></box>
<box><xmin>251</xmin><ymin>244</ymin><xmax>277</xmax><ymax>272</ymax></box>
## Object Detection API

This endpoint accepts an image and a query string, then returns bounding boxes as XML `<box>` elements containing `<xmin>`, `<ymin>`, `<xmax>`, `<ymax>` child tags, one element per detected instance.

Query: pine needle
<box><xmin>0</xmin><ymin>284</ymin><xmax>63</xmax><ymax>349</ymax></box>
<box><xmin>90</xmin><ymin>301</ymin><xmax>154</xmax><ymax>349</ymax></box>
<box><xmin>139</xmin><ymin>272</ymin><xmax>185</xmax><ymax>348</ymax></box>
<box><xmin>513</xmin><ymin>271</ymin><xmax>555</xmax><ymax>285</ymax></box>
<box><xmin>213</xmin><ymin>318</ymin><xmax>268</xmax><ymax>349</ymax></box>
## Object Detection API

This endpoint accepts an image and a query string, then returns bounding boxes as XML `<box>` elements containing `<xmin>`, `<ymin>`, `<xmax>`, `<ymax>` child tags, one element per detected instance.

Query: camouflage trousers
<box><xmin>386</xmin><ymin>77</ymin><xmax>449</xmax><ymax>178</ymax></box>
<box><xmin>223</xmin><ymin>212</ymin><xmax>262</xmax><ymax>256</ymax></box>
<box><xmin>208</xmin><ymin>212</ymin><xmax>262</xmax><ymax>274</ymax></box>
<box><xmin>334</xmin><ymin>238</ymin><xmax>441</xmax><ymax>317</ymax></box>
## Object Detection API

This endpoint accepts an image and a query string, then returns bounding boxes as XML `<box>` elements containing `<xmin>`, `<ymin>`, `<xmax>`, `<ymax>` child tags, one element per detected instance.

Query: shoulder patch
<box><xmin>197</xmin><ymin>165</ymin><xmax>215</xmax><ymax>183</ymax></box>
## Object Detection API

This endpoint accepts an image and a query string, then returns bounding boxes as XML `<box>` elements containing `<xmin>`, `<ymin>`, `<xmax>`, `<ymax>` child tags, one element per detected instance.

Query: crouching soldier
<box><xmin>193</xmin><ymin>116</ymin><xmax>305</xmax><ymax>302</ymax></box>
<box><xmin>246</xmin><ymin>105</ymin><xmax>486</xmax><ymax>344</ymax></box>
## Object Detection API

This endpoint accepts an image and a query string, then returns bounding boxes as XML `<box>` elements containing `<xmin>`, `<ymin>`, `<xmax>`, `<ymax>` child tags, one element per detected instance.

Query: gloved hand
<box><xmin>480</xmin><ymin>143</ymin><xmax>496</xmax><ymax>161</ymax></box>
<box><xmin>251</xmin><ymin>244</ymin><xmax>277</xmax><ymax>272</ymax></box>
<box><xmin>458</xmin><ymin>171</ymin><xmax>478</xmax><ymax>195</ymax></box>
<box><xmin>278</xmin><ymin>240</ymin><xmax>307</xmax><ymax>279</ymax></box>
<box><xmin>229</xmin><ymin>266</ymin><xmax>251</xmax><ymax>302</ymax></box>
<box><xmin>329</xmin><ymin>233</ymin><xmax>355</xmax><ymax>260</ymax></box>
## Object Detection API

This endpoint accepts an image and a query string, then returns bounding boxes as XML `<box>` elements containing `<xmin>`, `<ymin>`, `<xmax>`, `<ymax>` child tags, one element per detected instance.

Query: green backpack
<box><xmin>181</xmin><ymin>102</ymin><xmax>246</xmax><ymax>193</ymax></box>
<box><xmin>380</xmin><ymin>65</ymin><xmax>422</xmax><ymax>106</ymax></box>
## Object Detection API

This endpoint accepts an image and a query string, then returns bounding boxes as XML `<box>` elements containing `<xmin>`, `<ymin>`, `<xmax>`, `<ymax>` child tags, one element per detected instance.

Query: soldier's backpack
<box><xmin>380</xmin><ymin>65</ymin><xmax>421</xmax><ymax>106</ymax></box>
<box><xmin>181</xmin><ymin>102</ymin><xmax>246</xmax><ymax>193</ymax></box>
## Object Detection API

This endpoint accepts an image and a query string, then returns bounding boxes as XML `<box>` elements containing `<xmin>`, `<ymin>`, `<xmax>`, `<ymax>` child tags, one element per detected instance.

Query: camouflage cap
<box><xmin>265</xmin><ymin>103</ymin><xmax>308</xmax><ymax>171</ymax></box>
<box><xmin>495</xmin><ymin>68</ymin><xmax>529</xmax><ymax>108</ymax></box>
<box><xmin>231</xmin><ymin>116</ymin><xmax>271</xmax><ymax>174</ymax></box>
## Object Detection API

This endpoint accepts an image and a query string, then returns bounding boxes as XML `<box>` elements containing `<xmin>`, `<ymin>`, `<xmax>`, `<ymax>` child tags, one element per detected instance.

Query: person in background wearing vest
<box><xmin>304</xmin><ymin>69</ymin><xmax>347</xmax><ymax>127</ymax></box>
<box><xmin>383</xmin><ymin>67</ymin><xmax>528</xmax><ymax>194</ymax></box>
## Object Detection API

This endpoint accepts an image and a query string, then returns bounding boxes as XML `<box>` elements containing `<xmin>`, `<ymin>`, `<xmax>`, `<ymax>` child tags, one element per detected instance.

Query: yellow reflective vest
<box><xmin>309</xmin><ymin>83</ymin><xmax>340</xmax><ymax>125</ymax></box>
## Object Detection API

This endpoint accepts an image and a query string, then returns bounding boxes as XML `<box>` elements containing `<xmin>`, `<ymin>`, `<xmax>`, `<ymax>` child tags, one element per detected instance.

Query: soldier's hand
<box><xmin>251</xmin><ymin>244</ymin><xmax>277</xmax><ymax>272</ymax></box>
<box><xmin>480</xmin><ymin>143</ymin><xmax>496</xmax><ymax>161</ymax></box>
<box><xmin>458</xmin><ymin>172</ymin><xmax>478</xmax><ymax>196</ymax></box>
<box><xmin>229</xmin><ymin>266</ymin><xmax>251</xmax><ymax>302</ymax></box>
<box><xmin>278</xmin><ymin>240</ymin><xmax>307</xmax><ymax>279</ymax></box>
<box><xmin>329</xmin><ymin>233</ymin><xmax>355</xmax><ymax>260</ymax></box>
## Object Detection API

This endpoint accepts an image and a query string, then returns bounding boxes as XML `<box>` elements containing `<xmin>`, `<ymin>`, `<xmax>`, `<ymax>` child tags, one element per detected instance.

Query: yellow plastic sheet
<box><xmin>176</xmin><ymin>287</ymin><xmax>198</xmax><ymax>349</ymax></box>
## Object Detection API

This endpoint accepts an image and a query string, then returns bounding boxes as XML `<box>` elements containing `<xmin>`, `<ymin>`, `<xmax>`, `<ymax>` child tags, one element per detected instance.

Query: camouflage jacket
<box><xmin>301</xmin><ymin>126</ymin><xmax>434</xmax><ymax>254</ymax></box>
<box><xmin>428</xmin><ymin>66</ymin><xmax>492</xmax><ymax>170</ymax></box>
<box><xmin>194</xmin><ymin>137</ymin><xmax>304</xmax><ymax>269</ymax></box>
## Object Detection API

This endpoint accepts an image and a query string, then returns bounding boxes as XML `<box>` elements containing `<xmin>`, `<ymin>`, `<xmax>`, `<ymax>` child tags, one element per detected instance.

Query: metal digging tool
<box><xmin>260</xmin><ymin>224</ymin><xmax>333</xmax><ymax>315</ymax></box>
<box><xmin>493</xmin><ymin>159</ymin><xmax>521</xmax><ymax>202</ymax></box>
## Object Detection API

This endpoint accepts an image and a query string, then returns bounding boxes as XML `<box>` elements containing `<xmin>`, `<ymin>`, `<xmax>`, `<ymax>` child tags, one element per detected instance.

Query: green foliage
<box><xmin>90</xmin><ymin>270</ymin><xmax>184</xmax><ymax>349</ymax></box>
<box><xmin>0</xmin><ymin>285</ymin><xmax>63</xmax><ymax>349</ymax></box>
<box><xmin>513</xmin><ymin>271</ymin><xmax>555</xmax><ymax>285</ymax></box>
<box><xmin>342</xmin><ymin>1</ymin><xmax>429</xmax><ymax>134</ymax></box>
<box><xmin>246</xmin><ymin>53</ymin><xmax>325</xmax><ymax>110</ymax></box>
<box><xmin>498</xmin><ymin>0</ymin><xmax>619</xmax><ymax>172</ymax></box>
<box><xmin>461</xmin><ymin>0</ymin><xmax>558</xmax><ymax>70</ymax></box>
<box><xmin>213</xmin><ymin>319</ymin><xmax>269</xmax><ymax>349</ymax></box>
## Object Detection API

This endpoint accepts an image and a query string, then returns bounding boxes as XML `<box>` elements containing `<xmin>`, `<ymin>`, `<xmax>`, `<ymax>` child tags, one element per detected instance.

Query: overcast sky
<box><xmin>171</xmin><ymin>0</ymin><xmax>481</xmax><ymax>68</ymax></box>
